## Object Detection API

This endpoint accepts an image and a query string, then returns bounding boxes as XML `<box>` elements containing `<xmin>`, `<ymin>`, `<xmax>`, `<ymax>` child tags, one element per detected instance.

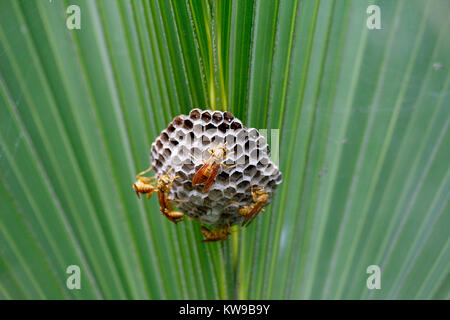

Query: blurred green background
<box><xmin>0</xmin><ymin>0</ymin><xmax>449</xmax><ymax>299</ymax></box>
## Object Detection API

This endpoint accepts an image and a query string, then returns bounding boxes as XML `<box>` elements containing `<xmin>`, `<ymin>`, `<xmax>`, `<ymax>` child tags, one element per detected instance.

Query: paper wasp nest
<box><xmin>150</xmin><ymin>109</ymin><xmax>282</xmax><ymax>227</ymax></box>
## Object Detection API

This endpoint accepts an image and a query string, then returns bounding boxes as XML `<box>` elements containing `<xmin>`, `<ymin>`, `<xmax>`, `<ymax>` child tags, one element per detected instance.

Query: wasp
<box><xmin>157</xmin><ymin>191</ymin><xmax>185</xmax><ymax>224</ymax></box>
<box><xmin>156</xmin><ymin>168</ymin><xmax>179</xmax><ymax>194</ymax></box>
<box><xmin>192</xmin><ymin>142</ymin><xmax>235</xmax><ymax>192</ymax></box>
<box><xmin>200</xmin><ymin>224</ymin><xmax>233</xmax><ymax>242</ymax></box>
<box><xmin>156</xmin><ymin>168</ymin><xmax>185</xmax><ymax>224</ymax></box>
<box><xmin>133</xmin><ymin>166</ymin><xmax>157</xmax><ymax>199</ymax></box>
<box><xmin>133</xmin><ymin>166</ymin><xmax>185</xmax><ymax>224</ymax></box>
<box><xmin>234</xmin><ymin>185</ymin><xmax>269</xmax><ymax>227</ymax></box>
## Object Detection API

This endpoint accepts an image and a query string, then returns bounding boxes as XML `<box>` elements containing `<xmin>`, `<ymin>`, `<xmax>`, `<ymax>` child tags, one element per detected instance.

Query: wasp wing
<box><xmin>157</xmin><ymin>191</ymin><xmax>167</xmax><ymax>215</ymax></box>
<box><xmin>192</xmin><ymin>162</ymin><xmax>209</xmax><ymax>185</ymax></box>
<box><xmin>202</xmin><ymin>164</ymin><xmax>219</xmax><ymax>192</ymax></box>
<box><xmin>243</xmin><ymin>202</ymin><xmax>265</xmax><ymax>227</ymax></box>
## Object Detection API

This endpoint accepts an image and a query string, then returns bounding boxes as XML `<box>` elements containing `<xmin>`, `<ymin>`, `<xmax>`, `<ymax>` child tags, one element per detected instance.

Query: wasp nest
<box><xmin>150</xmin><ymin>109</ymin><xmax>282</xmax><ymax>227</ymax></box>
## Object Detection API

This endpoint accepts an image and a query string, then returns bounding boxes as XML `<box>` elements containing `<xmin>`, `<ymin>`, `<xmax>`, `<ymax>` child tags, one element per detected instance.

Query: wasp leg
<box><xmin>171</xmin><ymin>199</ymin><xmax>185</xmax><ymax>207</ymax></box>
<box><xmin>137</xmin><ymin>176</ymin><xmax>154</xmax><ymax>184</ymax></box>
<box><xmin>167</xmin><ymin>176</ymin><xmax>180</xmax><ymax>190</ymax></box>
<box><xmin>168</xmin><ymin>216</ymin><xmax>184</xmax><ymax>224</ymax></box>
<box><xmin>221</xmin><ymin>163</ymin><xmax>237</xmax><ymax>169</ymax></box>
<box><xmin>136</xmin><ymin>166</ymin><xmax>153</xmax><ymax>178</ymax></box>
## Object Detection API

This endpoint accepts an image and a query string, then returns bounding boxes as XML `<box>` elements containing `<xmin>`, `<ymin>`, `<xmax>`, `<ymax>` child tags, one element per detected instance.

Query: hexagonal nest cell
<box><xmin>150</xmin><ymin>109</ymin><xmax>282</xmax><ymax>227</ymax></box>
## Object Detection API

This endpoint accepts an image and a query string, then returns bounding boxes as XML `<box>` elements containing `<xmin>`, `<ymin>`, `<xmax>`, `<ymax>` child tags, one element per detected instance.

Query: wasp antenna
<box><xmin>136</xmin><ymin>165</ymin><xmax>153</xmax><ymax>178</ymax></box>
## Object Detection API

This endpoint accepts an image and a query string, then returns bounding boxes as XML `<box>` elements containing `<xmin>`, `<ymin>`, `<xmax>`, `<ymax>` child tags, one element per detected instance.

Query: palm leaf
<box><xmin>0</xmin><ymin>0</ymin><xmax>448</xmax><ymax>299</ymax></box>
